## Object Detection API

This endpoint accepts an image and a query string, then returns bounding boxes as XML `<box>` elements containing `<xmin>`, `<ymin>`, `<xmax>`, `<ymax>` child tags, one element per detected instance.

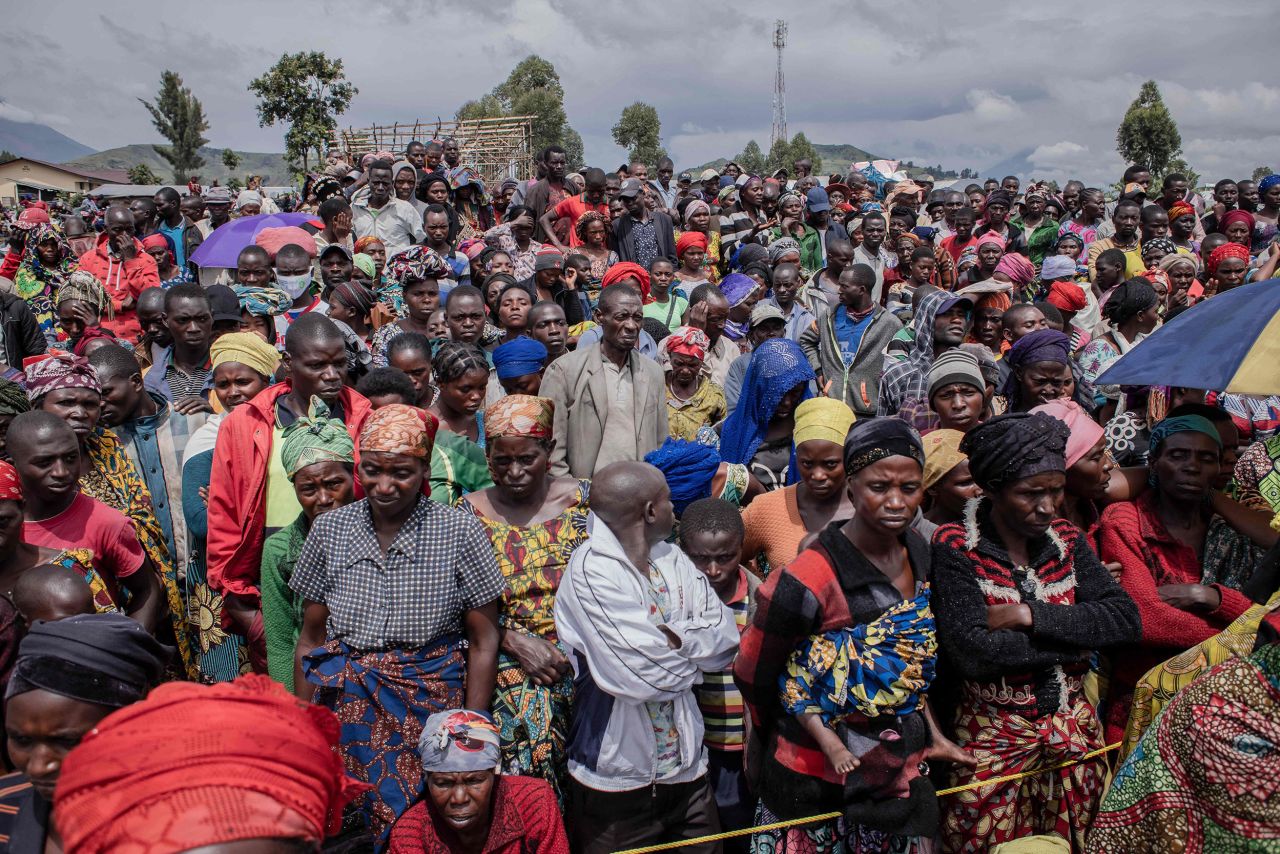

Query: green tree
<box><xmin>1115</xmin><ymin>80</ymin><xmax>1182</xmax><ymax>178</ymax></box>
<box><xmin>249</xmin><ymin>52</ymin><xmax>357</xmax><ymax>172</ymax></box>
<box><xmin>221</xmin><ymin>148</ymin><xmax>241</xmax><ymax>177</ymax></box>
<box><xmin>562</xmin><ymin>127</ymin><xmax>585</xmax><ymax>171</ymax></box>
<box><xmin>736</xmin><ymin>140</ymin><xmax>766</xmax><ymax>175</ymax></box>
<box><xmin>788</xmin><ymin>132</ymin><xmax>821</xmax><ymax>174</ymax></box>
<box><xmin>0</xmin><ymin>150</ymin><xmax>16</xmax><ymax>164</ymax></box>
<box><xmin>612</xmin><ymin>102</ymin><xmax>666</xmax><ymax>167</ymax></box>
<box><xmin>1253</xmin><ymin>165</ymin><xmax>1274</xmax><ymax>182</ymax></box>
<box><xmin>765</xmin><ymin>137</ymin><xmax>793</xmax><ymax>175</ymax></box>
<box><xmin>138</xmin><ymin>70</ymin><xmax>209</xmax><ymax>183</ymax></box>
<box><xmin>127</xmin><ymin>163</ymin><xmax>161</xmax><ymax>185</ymax></box>
<box><xmin>456</xmin><ymin>55</ymin><xmax>581</xmax><ymax>173</ymax></box>
<box><xmin>1165</xmin><ymin>157</ymin><xmax>1200</xmax><ymax>189</ymax></box>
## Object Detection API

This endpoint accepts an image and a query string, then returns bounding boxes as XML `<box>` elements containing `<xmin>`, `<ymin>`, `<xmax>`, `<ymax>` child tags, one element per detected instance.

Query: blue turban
<box><xmin>645</xmin><ymin>438</ymin><xmax>722</xmax><ymax>516</ymax></box>
<box><xmin>1258</xmin><ymin>173</ymin><xmax>1280</xmax><ymax>194</ymax></box>
<box><xmin>492</xmin><ymin>336</ymin><xmax>548</xmax><ymax>379</ymax></box>
<box><xmin>720</xmin><ymin>338</ymin><xmax>815</xmax><ymax>483</ymax></box>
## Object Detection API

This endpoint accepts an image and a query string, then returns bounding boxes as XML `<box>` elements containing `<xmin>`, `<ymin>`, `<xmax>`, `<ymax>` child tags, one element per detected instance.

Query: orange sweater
<box><xmin>740</xmin><ymin>485</ymin><xmax>810</xmax><ymax>577</ymax></box>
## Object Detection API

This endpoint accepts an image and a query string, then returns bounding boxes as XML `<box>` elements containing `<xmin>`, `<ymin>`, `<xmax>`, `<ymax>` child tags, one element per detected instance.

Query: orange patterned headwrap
<box><xmin>53</xmin><ymin>675</ymin><xmax>367</xmax><ymax>854</ymax></box>
<box><xmin>358</xmin><ymin>403</ymin><xmax>438</xmax><ymax>459</ymax></box>
<box><xmin>484</xmin><ymin>394</ymin><xmax>554</xmax><ymax>441</ymax></box>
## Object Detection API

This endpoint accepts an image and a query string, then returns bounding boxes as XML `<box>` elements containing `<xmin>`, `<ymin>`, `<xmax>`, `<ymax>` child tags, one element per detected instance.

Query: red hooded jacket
<box><xmin>206</xmin><ymin>383</ymin><xmax>372</xmax><ymax>607</ymax></box>
<box><xmin>76</xmin><ymin>233</ymin><xmax>160</xmax><ymax>340</ymax></box>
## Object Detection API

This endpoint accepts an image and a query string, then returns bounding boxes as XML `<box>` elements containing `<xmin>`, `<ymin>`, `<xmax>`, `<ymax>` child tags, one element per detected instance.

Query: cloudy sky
<box><xmin>1</xmin><ymin>0</ymin><xmax>1273</xmax><ymax>185</ymax></box>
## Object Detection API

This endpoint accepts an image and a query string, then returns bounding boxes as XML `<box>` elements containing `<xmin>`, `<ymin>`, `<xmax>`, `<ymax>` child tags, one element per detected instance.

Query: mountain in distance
<box><xmin>64</xmin><ymin>145</ymin><xmax>292</xmax><ymax>185</ymax></box>
<box><xmin>691</xmin><ymin>143</ymin><xmax>961</xmax><ymax>180</ymax></box>
<box><xmin>0</xmin><ymin>116</ymin><xmax>95</xmax><ymax>162</ymax></box>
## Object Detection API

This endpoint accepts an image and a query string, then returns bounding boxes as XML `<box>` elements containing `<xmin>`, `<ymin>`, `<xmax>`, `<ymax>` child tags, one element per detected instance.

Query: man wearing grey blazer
<box><xmin>541</xmin><ymin>285</ymin><xmax>668</xmax><ymax>478</ymax></box>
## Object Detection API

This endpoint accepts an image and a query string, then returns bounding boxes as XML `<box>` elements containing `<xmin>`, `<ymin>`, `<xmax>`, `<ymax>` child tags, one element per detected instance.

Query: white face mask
<box><xmin>275</xmin><ymin>272</ymin><xmax>312</xmax><ymax>299</ymax></box>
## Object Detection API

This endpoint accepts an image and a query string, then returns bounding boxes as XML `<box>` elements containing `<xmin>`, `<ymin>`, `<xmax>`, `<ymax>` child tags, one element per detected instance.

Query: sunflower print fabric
<box><xmin>780</xmin><ymin>586</ymin><xmax>937</xmax><ymax>721</ymax></box>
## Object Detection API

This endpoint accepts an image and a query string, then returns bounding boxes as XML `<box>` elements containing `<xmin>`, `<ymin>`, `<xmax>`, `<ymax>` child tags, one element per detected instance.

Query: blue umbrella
<box><xmin>1096</xmin><ymin>279</ymin><xmax>1280</xmax><ymax>395</ymax></box>
<box><xmin>188</xmin><ymin>212</ymin><xmax>319</xmax><ymax>269</ymax></box>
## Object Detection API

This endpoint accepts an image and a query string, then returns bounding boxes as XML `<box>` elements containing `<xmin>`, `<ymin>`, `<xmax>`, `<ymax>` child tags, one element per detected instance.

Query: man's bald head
<box><xmin>842</xmin><ymin>263</ymin><xmax>876</xmax><ymax>289</ymax></box>
<box><xmin>137</xmin><ymin>286</ymin><xmax>166</xmax><ymax>315</ymax></box>
<box><xmin>591</xmin><ymin>461</ymin><xmax>670</xmax><ymax>536</ymax></box>
<box><xmin>104</xmin><ymin>205</ymin><xmax>133</xmax><ymax>227</ymax></box>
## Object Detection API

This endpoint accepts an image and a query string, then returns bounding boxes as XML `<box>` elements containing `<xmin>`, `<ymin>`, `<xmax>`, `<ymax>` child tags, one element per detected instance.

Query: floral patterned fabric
<box><xmin>1091</xmin><ymin>644</ymin><xmax>1280</xmax><ymax>853</ymax></box>
<box><xmin>81</xmin><ymin>428</ymin><xmax>196</xmax><ymax>677</ymax></box>
<box><xmin>1119</xmin><ymin>590</ymin><xmax>1280</xmax><ymax>761</ymax></box>
<box><xmin>780</xmin><ymin>589</ymin><xmax>937</xmax><ymax>721</ymax></box>
<box><xmin>463</xmin><ymin>481</ymin><xmax>590</xmax><ymax>797</ymax></box>
<box><xmin>942</xmin><ymin>684</ymin><xmax>1107</xmax><ymax>853</ymax></box>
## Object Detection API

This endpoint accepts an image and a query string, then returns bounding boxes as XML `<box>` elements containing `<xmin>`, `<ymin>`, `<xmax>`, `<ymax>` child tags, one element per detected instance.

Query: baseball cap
<box><xmin>806</xmin><ymin>187</ymin><xmax>831</xmax><ymax>213</ymax></box>
<box><xmin>937</xmin><ymin>294</ymin><xmax>975</xmax><ymax>314</ymax></box>
<box><xmin>617</xmin><ymin>178</ymin><xmax>645</xmax><ymax>198</ymax></box>
<box><xmin>204</xmin><ymin>187</ymin><xmax>232</xmax><ymax>204</ymax></box>
<box><xmin>319</xmin><ymin>243</ymin><xmax>353</xmax><ymax>260</ymax></box>
<box><xmin>206</xmin><ymin>285</ymin><xmax>241</xmax><ymax>323</ymax></box>
<box><xmin>698</xmin><ymin>168</ymin><xmax>720</xmax><ymax>182</ymax></box>
<box><xmin>749</xmin><ymin>303</ymin><xmax>786</xmax><ymax>328</ymax></box>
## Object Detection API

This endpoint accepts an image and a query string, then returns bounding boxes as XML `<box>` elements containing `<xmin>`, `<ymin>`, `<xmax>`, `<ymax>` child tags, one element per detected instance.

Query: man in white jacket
<box><xmin>555</xmin><ymin>461</ymin><xmax>739</xmax><ymax>854</ymax></box>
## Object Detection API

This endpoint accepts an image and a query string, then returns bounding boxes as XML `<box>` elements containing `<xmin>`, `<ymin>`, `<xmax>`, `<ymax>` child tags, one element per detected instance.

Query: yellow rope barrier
<box><xmin>612</xmin><ymin>742</ymin><xmax>1121</xmax><ymax>854</ymax></box>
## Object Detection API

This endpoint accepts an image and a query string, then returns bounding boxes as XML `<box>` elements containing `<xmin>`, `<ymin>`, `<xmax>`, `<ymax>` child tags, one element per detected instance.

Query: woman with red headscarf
<box><xmin>659</xmin><ymin>326</ymin><xmax>726</xmax><ymax>441</ymax></box>
<box><xmin>55</xmin><ymin>675</ymin><xmax>366</xmax><ymax>854</ymax></box>
<box><xmin>1206</xmin><ymin>242</ymin><xmax>1251</xmax><ymax>296</ymax></box>
<box><xmin>140</xmin><ymin>233</ymin><xmax>190</xmax><ymax>288</ymax></box>
<box><xmin>674</xmin><ymin>229</ymin><xmax>710</xmax><ymax>291</ymax></box>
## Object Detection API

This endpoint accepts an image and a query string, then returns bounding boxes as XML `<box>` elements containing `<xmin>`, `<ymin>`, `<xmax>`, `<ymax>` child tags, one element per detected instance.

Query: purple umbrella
<box><xmin>188</xmin><ymin>212</ymin><xmax>320</xmax><ymax>269</ymax></box>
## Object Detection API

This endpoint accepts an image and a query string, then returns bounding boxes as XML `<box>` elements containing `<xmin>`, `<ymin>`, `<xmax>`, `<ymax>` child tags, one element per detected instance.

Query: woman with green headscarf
<box><xmin>260</xmin><ymin>396</ymin><xmax>356</xmax><ymax>690</ymax></box>
<box><xmin>1099</xmin><ymin>414</ymin><xmax>1258</xmax><ymax>743</ymax></box>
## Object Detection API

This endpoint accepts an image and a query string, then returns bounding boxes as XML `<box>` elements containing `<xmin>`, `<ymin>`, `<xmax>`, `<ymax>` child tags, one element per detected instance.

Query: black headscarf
<box><xmin>960</xmin><ymin>412</ymin><xmax>1069</xmax><ymax>491</ymax></box>
<box><xmin>6</xmin><ymin>613</ymin><xmax>172</xmax><ymax>709</ymax></box>
<box><xmin>1102</xmin><ymin>277</ymin><xmax>1158</xmax><ymax>326</ymax></box>
<box><xmin>843</xmin><ymin>417</ymin><xmax>925</xmax><ymax>476</ymax></box>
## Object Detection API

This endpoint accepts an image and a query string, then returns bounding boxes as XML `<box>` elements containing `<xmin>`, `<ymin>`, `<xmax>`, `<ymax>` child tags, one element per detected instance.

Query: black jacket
<box><xmin>612</xmin><ymin>210</ymin><xmax>677</xmax><ymax>265</ymax></box>
<box><xmin>0</xmin><ymin>292</ymin><xmax>46</xmax><ymax>368</ymax></box>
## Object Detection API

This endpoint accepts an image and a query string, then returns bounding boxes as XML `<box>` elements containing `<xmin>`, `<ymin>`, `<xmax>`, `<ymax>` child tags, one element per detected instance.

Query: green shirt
<box><xmin>260</xmin><ymin>513</ymin><xmax>310</xmax><ymax>691</ymax></box>
<box><xmin>644</xmin><ymin>295</ymin><xmax>689</xmax><ymax>332</ymax></box>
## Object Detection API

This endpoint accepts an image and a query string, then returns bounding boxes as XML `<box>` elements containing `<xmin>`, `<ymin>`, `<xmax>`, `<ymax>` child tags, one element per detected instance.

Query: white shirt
<box><xmin>352</xmin><ymin>197</ymin><xmax>425</xmax><ymax>258</ymax></box>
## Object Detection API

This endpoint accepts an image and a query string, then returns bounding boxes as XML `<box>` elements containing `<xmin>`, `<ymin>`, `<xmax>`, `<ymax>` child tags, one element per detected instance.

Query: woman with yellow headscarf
<box><xmin>180</xmin><ymin>332</ymin><xmax>281</xmax><ymax>681</ymax></box>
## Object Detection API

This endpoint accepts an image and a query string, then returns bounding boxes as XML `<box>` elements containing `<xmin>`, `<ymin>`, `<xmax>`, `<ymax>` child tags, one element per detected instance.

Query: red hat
<box><xmin>1046</xmin><ymin>280</ymin><xmax>1087</xmax><ymax>312</ymax></box>
<box><xmin>15</xmin><ymin>207</ymin><xmax>50</xmax><ymax>229</ymax></box>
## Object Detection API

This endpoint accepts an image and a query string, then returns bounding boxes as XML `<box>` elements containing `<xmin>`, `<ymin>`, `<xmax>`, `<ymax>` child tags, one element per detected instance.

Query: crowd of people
<box><xmin>0</xmin><ymin>138</ymin><xmax>1275</xmax><ymax>854</ymax></box>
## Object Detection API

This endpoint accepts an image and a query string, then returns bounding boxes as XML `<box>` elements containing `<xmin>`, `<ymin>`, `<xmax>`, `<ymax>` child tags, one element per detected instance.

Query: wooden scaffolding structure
<box><xmin>330</xmin><ymin>116</ymin><xmax>536</xmax><ymax>186</ymax></box>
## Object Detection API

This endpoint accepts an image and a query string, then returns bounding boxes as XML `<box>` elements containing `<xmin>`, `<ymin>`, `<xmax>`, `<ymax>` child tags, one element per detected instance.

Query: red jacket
<box><xmin>76</xmin><ymin>234</ymin><xmax>160</xmax><ymax>340</ymax></box>
<box><xmin>206</xmin><ymin>383</ymin><xmax>372</xmax><ymax>607</ymax></box>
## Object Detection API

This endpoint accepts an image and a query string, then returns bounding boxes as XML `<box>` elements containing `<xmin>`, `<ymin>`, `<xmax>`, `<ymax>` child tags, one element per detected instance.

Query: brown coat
<box><xmin>540</xmin><ymin>343</ymin><xmax>668</xmax><ymax>478</ymax></box>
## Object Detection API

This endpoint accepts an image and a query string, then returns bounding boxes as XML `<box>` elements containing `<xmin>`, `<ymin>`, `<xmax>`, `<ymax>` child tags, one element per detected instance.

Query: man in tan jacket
<box><xmin>541</xmin><ymin>285</ymin><xmax>668</xmax><ymax>478</ymax></box>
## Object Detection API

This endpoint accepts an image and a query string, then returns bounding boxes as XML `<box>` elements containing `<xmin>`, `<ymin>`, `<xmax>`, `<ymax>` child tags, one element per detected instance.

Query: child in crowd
<box><xmin>679</xmin><ymin>498</ymin><xmax>757</xmax><ymax>854</ymax></box>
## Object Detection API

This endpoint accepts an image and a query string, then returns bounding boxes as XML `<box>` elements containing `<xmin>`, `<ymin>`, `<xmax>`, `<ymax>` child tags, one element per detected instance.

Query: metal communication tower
<box><xmin>770</xmin><ymin>20</ymin><xmax>788</xmax><ymax>150</ymax></box>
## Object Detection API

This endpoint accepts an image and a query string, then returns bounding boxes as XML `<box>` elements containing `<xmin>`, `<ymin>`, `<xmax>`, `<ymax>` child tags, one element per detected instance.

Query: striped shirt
<box><xmin>695</xmin><ymin>567</ymin><xmax>755</xmax><ymax>751</ymax></box>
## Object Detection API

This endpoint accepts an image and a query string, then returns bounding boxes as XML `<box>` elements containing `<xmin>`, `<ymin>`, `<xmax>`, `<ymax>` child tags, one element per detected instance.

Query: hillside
<box><xmin>64</xmin><ymin>145</ymin><xmax>292</xmax><ymax>185</ymax></box>
<box><xmin>0</xmin><ymin>116</ymin><xmax>95</xmax><ymax>162</ymax></box>
<box><xmin>692</xmin><ymin>143</ymin><xmax>960</xmax><ymax>180</ymax></box>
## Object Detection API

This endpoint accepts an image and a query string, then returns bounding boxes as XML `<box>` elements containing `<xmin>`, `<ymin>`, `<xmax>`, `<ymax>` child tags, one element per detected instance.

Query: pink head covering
<box><xmin>974</xmin><ymin>231</ymin><xmax>1006</xmax><ymax>250</ymax></box>
<box><xmin>1031</xmin><ymin>399</ymin><xmax>1104</xmax><ymax>469</ymax></box>
<box><xmin>993</xmin><ymin>252</ymin><xmax>1036</xmax><ymax>285</ymax></box>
